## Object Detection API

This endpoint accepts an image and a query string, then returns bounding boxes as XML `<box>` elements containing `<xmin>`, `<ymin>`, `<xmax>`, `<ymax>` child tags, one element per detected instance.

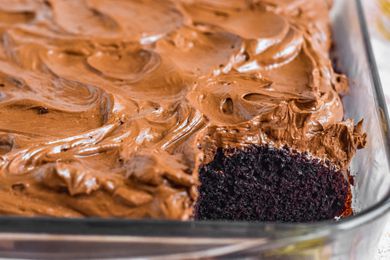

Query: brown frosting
<box><xmin>0</xmin><ymin>0</ymin><xmax>366</xmax><ymax>219</ymax></box>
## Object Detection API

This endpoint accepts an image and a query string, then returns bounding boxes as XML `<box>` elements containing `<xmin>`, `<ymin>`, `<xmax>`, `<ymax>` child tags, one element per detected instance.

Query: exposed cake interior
<box><xmin>195</xmin><ymin>146</ymin><xmax>352</xmax><ymax>222</ymax></box>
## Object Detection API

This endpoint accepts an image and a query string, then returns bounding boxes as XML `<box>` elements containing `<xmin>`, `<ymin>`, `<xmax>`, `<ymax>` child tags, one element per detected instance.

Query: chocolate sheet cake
<box><xmin>0</xmin><ymin>0</ymin><xmax>366</xmax><ymax>222</ymax></box>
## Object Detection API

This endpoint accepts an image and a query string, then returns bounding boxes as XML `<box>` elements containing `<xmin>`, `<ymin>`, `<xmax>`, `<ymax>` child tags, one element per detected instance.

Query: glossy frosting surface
<box><xmin>0</xmin><ymin>0</ymin><xmax>365</xmax><ymax>218</ymax></box>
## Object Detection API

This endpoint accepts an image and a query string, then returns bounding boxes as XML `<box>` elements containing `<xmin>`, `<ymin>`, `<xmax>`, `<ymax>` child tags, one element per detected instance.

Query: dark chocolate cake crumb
<box><xmin>35</xmin><ymin>106</ymin><xmax>49</xmax><ymax>115</ymax></box>
<box><xmin>195</xmin><ymin>145</ymin><xmax>351</xmax><ymax>222</ymax></box>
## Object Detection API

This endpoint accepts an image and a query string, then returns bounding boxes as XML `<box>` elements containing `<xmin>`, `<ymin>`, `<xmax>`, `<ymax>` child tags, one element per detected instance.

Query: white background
<box><xmin>363</xmin><ymin>0</ymin><xmax>390</xmax><ymax>259</ymax></box>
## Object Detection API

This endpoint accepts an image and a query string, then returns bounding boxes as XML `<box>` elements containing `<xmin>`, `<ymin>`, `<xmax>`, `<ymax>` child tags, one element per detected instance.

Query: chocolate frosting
<box><xmin>0</xmin><ymin>0</ymin><xmax>366</xmax><ymax>219</ymax></box>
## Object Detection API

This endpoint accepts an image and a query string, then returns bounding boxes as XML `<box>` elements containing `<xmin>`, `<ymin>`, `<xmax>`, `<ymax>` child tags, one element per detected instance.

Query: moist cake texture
<box><xmin>0</xmin><ymin>0</ymin><xmax>366</xmax><ymax>220</ymax></box>
<box><xmin>196</xmin><ymin>146</ymin><xmax>353</xmax><ymax>222</ymax></box>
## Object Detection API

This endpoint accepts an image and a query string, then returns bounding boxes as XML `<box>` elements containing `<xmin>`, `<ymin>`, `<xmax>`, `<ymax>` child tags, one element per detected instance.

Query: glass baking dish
<box><xmin>0</xmin><ymin>0</ymin><xmax>389</xmax><ymax>259</ymax></box>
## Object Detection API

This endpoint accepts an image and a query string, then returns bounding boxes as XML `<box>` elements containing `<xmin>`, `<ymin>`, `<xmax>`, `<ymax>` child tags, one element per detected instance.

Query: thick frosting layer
<box><xmin>0</xmin><ymin>0</ymin><xmax>365</xmax><ymax>219</ymax></box>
